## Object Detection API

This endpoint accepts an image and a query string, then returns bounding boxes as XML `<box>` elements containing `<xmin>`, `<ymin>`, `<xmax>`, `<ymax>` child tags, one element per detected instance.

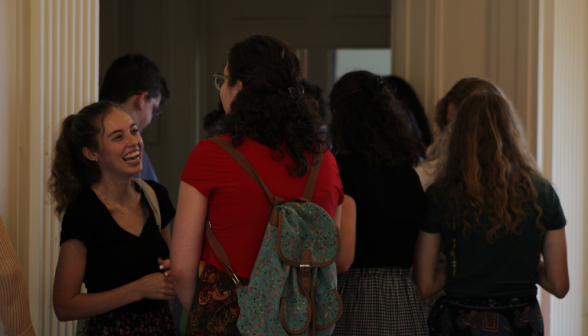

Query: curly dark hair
<box><xmin>204</xmin><ymin>100</ymin><xmax>226</xmax><ymax>138</ymax></box>
<box><xmin>220</xmin><ymin>35</ymin><xmax>325</xmax><ymax>177</ymax></box>
<box><xmin>49</xmin><ymin>101</ymin><xmax>122</xmax><ymax>216</ymax></box>
<box><xmin>329</xmin><ymin>71</ymin><xmax>420</xmax><ymax>170</ymax></box>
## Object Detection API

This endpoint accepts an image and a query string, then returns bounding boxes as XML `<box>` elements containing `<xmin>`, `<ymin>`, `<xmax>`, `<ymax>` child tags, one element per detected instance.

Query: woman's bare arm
<box><xmin>171</xmin><ymin>181</ymin><xmax>208</xmax><ymax>311</ymax></box>
<box><xmin>537</xmin><ymin>227</ymin><xmax>569</xmax><ymax>299</ymax></box>
<box><xmin>53</xmin><ymin>239</ymin><xmax>175</xmax><ymax>321</ymax></box>
<box><xmin>335</xmin><ymin>196</ymin><xmax>355</xmax><ymax>274</ymax></box>
<box><xmin>413</xmin><ymin>230</ymin><xmax>446</xmax><ymax>300</ymax></box>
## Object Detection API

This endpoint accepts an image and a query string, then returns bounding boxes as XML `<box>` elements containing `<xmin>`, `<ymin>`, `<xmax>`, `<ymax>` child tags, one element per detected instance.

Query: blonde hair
<box><xmin>436</xmin><ymin>91</ymin><xmax>543</xmax><ymax>242</ymax></box>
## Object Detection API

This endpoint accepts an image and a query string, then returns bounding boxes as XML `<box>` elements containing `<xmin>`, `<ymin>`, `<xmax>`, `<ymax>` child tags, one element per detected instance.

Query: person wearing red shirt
<box><xmin>171</xmin><ymin>35</ymin><xmax>343</xmax><ymax>336</ymax></box>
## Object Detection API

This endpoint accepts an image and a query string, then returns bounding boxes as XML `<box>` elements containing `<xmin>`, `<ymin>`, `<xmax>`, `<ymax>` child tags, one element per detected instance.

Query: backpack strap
<box><xmin>133</xmin><ymin>178</ymin><xmax>161</xmax><ymax>230</ymax></box>
<box><xmin>205</xmin><ymin>221</ymin><xmax>243</xmax><ymax>287</ymax></box>
<box><xmin>302</xmin><ymin>153</ymin><xmax>323</xmax><ymax>201</ymax></box>
<box><xmin>210</xmin><ymin>137</ymin><xmax>283</xmax><ymax>207</ymax></box>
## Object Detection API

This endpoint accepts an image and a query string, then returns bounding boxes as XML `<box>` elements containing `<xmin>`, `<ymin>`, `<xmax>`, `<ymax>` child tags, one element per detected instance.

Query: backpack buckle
<box><xmin>231</xmin><ymin>273</ymin><xmax>241</xmax><ymax>285</ymax></box>
<box><xmin>299</xmin><ymin>264</ymin><xmax>310</xmax><ymax>268</ymax></box>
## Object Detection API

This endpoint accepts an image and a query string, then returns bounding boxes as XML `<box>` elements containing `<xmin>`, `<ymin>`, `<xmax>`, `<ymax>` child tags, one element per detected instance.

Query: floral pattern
<box><xmin>428</xmin><ymin>295</ymin><xmax>543</xmax><ymax>336</ymax></box>
<box><xmin>278</xmin><ymin>202</ymin><xmax>339</xmax><ymax>265</ymax></box>
<box><xmin>185</xmin><ymin>264</ymin><xmax>249</xmax><ymax>336</ymax></box>
<box><xmin>87</xmin><ymin>304</ymin><xmax>174</xmax><ymax>336</ymax></box>
<box><xmin>236</xmin><ymin>201</ymin><xmax>341</xmax><ymax>335</ymax></box>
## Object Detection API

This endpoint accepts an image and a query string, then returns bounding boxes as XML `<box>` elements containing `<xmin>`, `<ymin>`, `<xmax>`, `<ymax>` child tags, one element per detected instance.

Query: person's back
<box><xmin>335</xmin><ymin>154</ymin><xmax>423</xmax><ymax>269</ymax></box>
<box><xmin>414</xmin><ymin>90</ymin><xmax>569</xmax><ymax>336</ymax></box>
<box><xmin>171</xmin><ymin>35</ymin><xmax>343</xmax><ymax>336</ymax></box>
<box><xmin>329</xmin><ymin>71</ymin><xmax>427</xmax><ymax>336</ymax></box>
<box><xmin>181</xmin><ymin>133</ymin><xmax>342</xmax><ymax>279</ymax></box>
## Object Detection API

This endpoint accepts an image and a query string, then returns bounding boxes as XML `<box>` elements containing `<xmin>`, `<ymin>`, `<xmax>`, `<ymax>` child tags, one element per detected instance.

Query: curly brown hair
<box><xmin>329</xmin><ymin>71</ymin><xmax>419</xmax><ymax>170</ymax></box>
<box><xmin>435</xmin><ymin>77</ymin><xmax>503</xmax><ymax>132</ymax></box>
<box><xmin>49</xmin><ymin>101</ymin><xmax>122</xmax><ymax>216</ymax></box>
<box><xmin>436</xmin><ymin>91</ymin><xmax>544</xmax><ymax>242</ymax></box>
<box><xmin>220</xmin><ymin>35</ymin><xmax>325</xmax><ymax>177</ymax></box>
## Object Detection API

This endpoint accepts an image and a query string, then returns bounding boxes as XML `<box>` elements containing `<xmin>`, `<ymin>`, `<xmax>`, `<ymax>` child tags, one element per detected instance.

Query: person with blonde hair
<box><xmin>418</xmin><ymin>77</ymin><xmax>505</xmax><ymax>190</ymax></box>
<box><xmin>414</xmin><ymin>91</ymin><xmax>569</xmax><ymax>336</ymax></box>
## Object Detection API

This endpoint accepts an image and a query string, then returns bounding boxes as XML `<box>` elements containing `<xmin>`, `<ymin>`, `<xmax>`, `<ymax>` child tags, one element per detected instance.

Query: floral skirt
<box><xmin>428</xmin><ymin>295</ymin><xmax>543</xmax><ymax>336</ymax></box>
<box><xmin>87</xmin><ymin>303</ymin><xmax>175</xmax><ymax>336</ymax></box>
<box><xmin>185</xmin><ymin>263</ymin><xmax>249</xmax><ymax>336</ymax></box>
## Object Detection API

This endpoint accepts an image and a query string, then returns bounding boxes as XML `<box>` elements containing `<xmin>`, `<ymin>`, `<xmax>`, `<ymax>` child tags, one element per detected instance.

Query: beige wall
<box><xmin>0</xmin><ymin>1</ymin><xmax>99</xmax><ymax>335</ymax></box>
<box><xmin>0</xmin><ymin>0</ymin><xmax>19</xmax><ymax>249</ymax></box>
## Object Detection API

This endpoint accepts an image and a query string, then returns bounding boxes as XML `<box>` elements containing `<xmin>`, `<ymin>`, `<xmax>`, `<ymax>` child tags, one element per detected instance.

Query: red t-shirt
<box><xmin>181</xmin><ymin>134</ymin><xmax>344</xmax><ymax>279</ymax></box>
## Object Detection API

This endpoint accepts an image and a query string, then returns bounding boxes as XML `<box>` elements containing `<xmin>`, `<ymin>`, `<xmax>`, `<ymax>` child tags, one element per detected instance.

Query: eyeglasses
<box><xmin>149</xmin><ymin>97</ymin><xmax>162</xmax><ymax>119</ymax></box>
<box><xmin>213</xmin><ymin>73</ymin><xmax>230</xmax><ymax>91</ymax></box>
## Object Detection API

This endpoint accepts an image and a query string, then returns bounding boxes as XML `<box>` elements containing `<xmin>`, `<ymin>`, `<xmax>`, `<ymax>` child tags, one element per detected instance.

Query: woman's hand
<box><xmin>134</xmin><ymin>272</ymin><xmax>176</xmax><ymax>301</ymax></box>
<box><xmin>158</xmin><ymin>258</ymin><xmax>171</xmax><ymax>273</ymax></box>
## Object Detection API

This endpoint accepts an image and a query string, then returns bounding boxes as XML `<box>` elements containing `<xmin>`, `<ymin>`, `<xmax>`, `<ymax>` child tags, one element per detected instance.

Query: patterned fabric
<box><xmin>185</xmin><ymin>263</ymin><xmax>249</xmax><ymax>336</ymax></box>
<box><xmin>428</xmin><ymin>295</ymin><xmax>543</xmax><ymax>336</ymax></box>
<box><xmin>333</xmin><ymin>267</ymin><xmax>428</xmax><ymax>336</ymax></box>
<box><xmin>87</xmin><ymin>304</ymin><xmax>174</xmax><ymax>336</ymax></box>
<box><xmin>278</xmin><ymin>202</ymin><xmax>339</xmax><ymax>264</ymax></box>
<box><xmin>236</xmin><ymin>201</ymin><xmax>341</xmax><ymax>335</ymax></box>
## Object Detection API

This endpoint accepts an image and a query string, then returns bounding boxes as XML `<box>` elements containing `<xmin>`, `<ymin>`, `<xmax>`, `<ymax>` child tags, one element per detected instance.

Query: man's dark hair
<box><xmin>99</xmin><ymin>54</ymin><xmax>170</xmax><ymax>104</ymax></box>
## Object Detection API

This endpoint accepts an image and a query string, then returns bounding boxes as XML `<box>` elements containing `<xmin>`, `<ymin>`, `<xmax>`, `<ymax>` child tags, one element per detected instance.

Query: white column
<box><xmin>9</xmin><ymin>1</ymin><xmax>99</xmax><ymax>335</ymax></box>
<box><xmin>537</xmin><ymin>0</ymin><xmax>586</xmax><ymax>335</ymax></box>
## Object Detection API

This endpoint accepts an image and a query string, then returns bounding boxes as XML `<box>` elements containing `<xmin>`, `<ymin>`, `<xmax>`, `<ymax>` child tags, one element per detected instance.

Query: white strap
<box><xmin>133</xmin><ymin>178</ymin><xmax>162</xmax><ymax>230</ymax></box>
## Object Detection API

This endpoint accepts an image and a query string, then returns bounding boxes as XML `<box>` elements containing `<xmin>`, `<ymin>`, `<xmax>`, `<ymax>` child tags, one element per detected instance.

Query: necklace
<box><xmin>95</xmin><ymin>189</ymin><xmax>133</xmax><ymax>215</ymax></box>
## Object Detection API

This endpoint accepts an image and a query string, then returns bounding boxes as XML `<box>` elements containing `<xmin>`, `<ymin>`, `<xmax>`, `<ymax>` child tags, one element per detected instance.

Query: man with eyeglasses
<box><xmin>99</xmin><ymin>54</ymin><xmax>170</xmax><ymax>182</ymax></box>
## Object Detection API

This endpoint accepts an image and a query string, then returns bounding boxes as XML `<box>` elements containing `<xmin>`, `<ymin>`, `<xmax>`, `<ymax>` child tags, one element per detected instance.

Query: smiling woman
<box><xmin>48</xmin><ymin>101</ymin><xmax>177</xmax><ymax>336</ymax></box>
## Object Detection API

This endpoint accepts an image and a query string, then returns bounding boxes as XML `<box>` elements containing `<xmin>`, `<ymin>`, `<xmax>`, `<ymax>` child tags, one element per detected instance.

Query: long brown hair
<box><xmin>329</xmin><ymin>71</ymin><xmax>419</xmax><ymax>170</ymax></box>
<box><xmin>435</xmin><ymin>77</ymin><xmax>504</xmax><ymax>132</ymax></box>
<box><xmin>436</xmin><ymin>92</ymin><xmax>543</xmax><ymax>242</ymax></box>
<box><xmin>49</xmin><ymin>101</ymin><xmax>121</xmax><ymax>216</ymax></box>
<box><xmin>221</xmin><ymin>35</ymin><xmax>325</xmax><ymax>177</ymax></box>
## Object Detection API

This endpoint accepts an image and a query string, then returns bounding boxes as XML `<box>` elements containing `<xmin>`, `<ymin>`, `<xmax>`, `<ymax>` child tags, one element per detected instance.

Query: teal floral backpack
<box><xmin>207</xmin><ymin>137</ymin><xmax>342</xmax><ymax>335</ymax></box>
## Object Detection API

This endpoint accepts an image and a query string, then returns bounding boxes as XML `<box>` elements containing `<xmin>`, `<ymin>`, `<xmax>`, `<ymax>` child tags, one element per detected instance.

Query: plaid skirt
<box><xmin>332</xmin><ymin>267</ymin><xmax>428</xmax><ymax>336</ymax></box>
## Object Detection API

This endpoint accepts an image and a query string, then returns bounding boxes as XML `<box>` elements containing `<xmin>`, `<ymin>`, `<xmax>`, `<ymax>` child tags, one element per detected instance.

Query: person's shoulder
<box><xmin>333</xmin><ymin>152</ymin><xmax>362</xmax><ymax>169</ymax></box>
<box><xmin>62</xmin><ymin>187</ymin><xmax>97</xmax><ymax>224</ymax></box>
<box><xmin>531</xmin><ymin>175</ymin><xmax>561</xmax><ymax>205</ymax></box>
<box><xmin>141</xmin><ymin>180</ymin><xmax>169</xmax><ymax>196</ymax></box>
<box><xmin>425</xmin><ymin>181</ymin><xmax>447</xmax><ymax>199</ymax></box>
<box><xmin>531</xmin><ymin>175</ymin><xmax>553</xmax><ymax>193</ymax></box>
<box><xmin>188</xmin><ymin>134</ymin><xmax>231</xmax><ymax>158</ymax></box>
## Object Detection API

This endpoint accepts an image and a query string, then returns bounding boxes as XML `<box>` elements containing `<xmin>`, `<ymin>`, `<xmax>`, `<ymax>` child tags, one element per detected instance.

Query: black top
<box><xmin>421</xmin><ymin>178</ymin><xmax>566</xmax><ymax>297</ymax></box>
<box><xmin>60</xmin><ymin>180</ymin><xmax>176</xmax><ymax>313</ymax></box>
<box><xmin>336</xmin><ymin>154</ymin><xmax>425</xmax><ymax>269</ymax></box>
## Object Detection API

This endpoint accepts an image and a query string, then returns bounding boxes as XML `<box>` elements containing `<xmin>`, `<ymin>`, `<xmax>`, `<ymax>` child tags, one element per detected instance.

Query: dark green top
<box><xmin>421</xmin><ymin>177</ymin><xmax>566</xmax><ymax>297</ymax></box>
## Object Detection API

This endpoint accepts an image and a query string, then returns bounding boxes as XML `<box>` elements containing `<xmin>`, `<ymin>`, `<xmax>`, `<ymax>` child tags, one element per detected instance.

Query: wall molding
<box><xmin>12</xmin><ymin>1</ymin><xmax>99</xmax><ymax>335</ymax></box>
